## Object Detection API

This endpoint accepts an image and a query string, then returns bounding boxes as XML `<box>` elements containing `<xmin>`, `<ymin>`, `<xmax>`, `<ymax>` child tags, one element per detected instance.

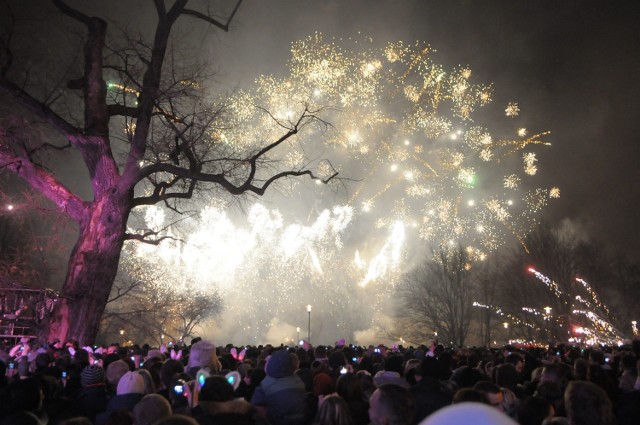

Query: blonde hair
<box><xmin>312</xmin><ymin>394</ymin><xmax>354</xmax><ymax>425</ymax></box>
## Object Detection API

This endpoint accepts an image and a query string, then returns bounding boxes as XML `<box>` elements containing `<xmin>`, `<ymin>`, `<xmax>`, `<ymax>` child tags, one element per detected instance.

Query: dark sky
<box><xmin>212</xmin><ymin>0</ymin><xmax>640</xmax><ymax>260</ymax></box>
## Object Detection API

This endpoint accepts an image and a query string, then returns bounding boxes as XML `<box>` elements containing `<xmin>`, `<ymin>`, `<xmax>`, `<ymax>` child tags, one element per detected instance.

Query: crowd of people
<box><xmin>1</xmin><ymin>336</ymin><xmax>639</xmax><ymax>425</ymax></box>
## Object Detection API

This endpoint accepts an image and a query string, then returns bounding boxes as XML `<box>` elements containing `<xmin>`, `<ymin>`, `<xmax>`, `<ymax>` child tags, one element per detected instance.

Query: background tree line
<box><xmin>393</xmin><ymin>222</ymin><xmax>640</xmax><ymax>347</ymax></box>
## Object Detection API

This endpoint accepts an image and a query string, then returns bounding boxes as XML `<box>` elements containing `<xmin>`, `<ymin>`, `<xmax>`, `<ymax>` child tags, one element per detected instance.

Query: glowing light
<box><xmin>505</xmin><ymin>102</ymin><xmax>520</xmax><ymax>117</ymax></box>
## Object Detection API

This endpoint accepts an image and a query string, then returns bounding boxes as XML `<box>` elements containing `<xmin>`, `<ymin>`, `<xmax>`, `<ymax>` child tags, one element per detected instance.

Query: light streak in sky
<box><xmin>474</xmin><ymin>269</ymin><xmax>624</xmax><ymax>346</ymax></box>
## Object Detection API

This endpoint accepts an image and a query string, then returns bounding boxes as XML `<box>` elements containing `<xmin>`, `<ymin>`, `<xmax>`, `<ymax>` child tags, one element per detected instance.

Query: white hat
<box><xmin>117</xmin><ymin>371</ymin><xmax>145</xmax><ymax>395</ymax></box>
<box><xmin>420</xmin><ymin>402</ymin><xmax>518</xmax><ymax>425</ymax></box>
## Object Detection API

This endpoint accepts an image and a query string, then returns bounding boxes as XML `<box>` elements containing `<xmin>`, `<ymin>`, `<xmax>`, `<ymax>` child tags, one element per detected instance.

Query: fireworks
<box><xmin>474</xmin><ymin>269</ymin><xmax>624</xmax><ymax>346</ymax></box>
<box><xmin>123</xmin><ymin>34</ymin><xmax>558</xmax><ymax>343</ymax></box>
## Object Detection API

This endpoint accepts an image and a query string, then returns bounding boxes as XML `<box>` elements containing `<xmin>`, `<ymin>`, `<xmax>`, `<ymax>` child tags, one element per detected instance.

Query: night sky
<box><xmin>217</xmin><ymin>0</ymin><xmax>640</xmax><ymax>260</ymax></box>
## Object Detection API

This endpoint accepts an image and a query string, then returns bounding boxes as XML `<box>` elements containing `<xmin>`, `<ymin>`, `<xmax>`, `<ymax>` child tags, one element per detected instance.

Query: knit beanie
<box><xmin>133</xmin><ymin>394</ymin><xmax>172</xmax><ymax>425</ymax></box>
<box><xmin>117</xmin><ymin>371</ymin><xmax>145</xmax><ymax>395</ymax></box>
<box><xmin>106</xmin><ymin>359</ymin><xmax>130</xmax><ymax>387</ymax></box>
<box><xmin>81</xmin><ymin>364</ymin><xmax>105</xmax><ymax>387</ymax></box>
<box><xmin>266</xmin><ymin>349</ymin><xmax>294</xmax><ymax>379</ymax></box>
<box><xmin>187</xmin><ymin>340</ymin><xmax>217</xmax><ymax>369</ymax></box>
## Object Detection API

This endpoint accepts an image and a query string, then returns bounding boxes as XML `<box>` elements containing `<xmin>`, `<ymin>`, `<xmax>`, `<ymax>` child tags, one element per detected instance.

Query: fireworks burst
<box><xmin>122</xmin><ymin>34</ymin><xmax>557</xmax><ymax>343</ymax></box>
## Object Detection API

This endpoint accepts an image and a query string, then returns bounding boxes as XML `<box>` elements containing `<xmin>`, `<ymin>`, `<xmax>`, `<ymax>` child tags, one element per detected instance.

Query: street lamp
<box><xmin>296</xmin><ymin>327</ymin><xmax>300</xmax><ymax>342</ymax></box>
<box><xmin>307</xmin><ymin>305</ymin><xmax>312</xmax><ymax>344</ymax></box>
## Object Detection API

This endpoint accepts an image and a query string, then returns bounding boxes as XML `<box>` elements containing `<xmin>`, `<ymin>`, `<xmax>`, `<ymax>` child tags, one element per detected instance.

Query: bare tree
<box><xmin>396</xmin><ymin>245</ymin><xmax>476</xmax><ymax>347</ymax></box>
<box><xmin>475</xmin><ymin>255</ymin><xmax>503</xmax><ymax>346</ymax></box>
<box><xmin>490</xmin><ymin>223</ymin><xmax>630</xmax><ymax>343</ymax></box>
<box><xmin>99</xmin><ymin>273</ymin><xmax>222</xmax><ymax>345</ymax></box>
<box><xmin>0</xmin><ymin>0</ymin><xmax>339</xmax><ymax>344</ymax></box>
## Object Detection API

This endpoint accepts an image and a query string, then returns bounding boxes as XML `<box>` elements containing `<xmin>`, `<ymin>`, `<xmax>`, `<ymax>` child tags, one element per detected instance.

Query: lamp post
<box><xmin>307</xmin><ymin>305</ymin><xmax>312</xmax><ymax>344</ymax></box>
<box><xmin>119</xmin><ymin>329</ymin><xmax>125</xmax><ymax>346</ymax></box>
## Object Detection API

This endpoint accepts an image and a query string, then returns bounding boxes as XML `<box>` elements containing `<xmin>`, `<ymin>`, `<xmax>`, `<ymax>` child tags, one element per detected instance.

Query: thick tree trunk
<box><xmin>46</xmin><ymin>192</ymin><xmax>129</xmax><ymax>345</ymax></box>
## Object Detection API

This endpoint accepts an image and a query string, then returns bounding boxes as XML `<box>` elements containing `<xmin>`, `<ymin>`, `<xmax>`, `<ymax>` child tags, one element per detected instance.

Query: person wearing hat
<box><xmin>251</xmin><ymin>349</ymin><xmax>307</xmax><ymax>425</ymax></box>
<box><xmin>192</xmin><ymin>376</ymin><xmax>256</xmax><ymax>425</ymax></box>
<box><xmin>105</xmin><ymin>359</ymin><xmax>130</xmax><ymax>394</ymax></box>
<box><xmin>186</xmin><ymin>340</ymin><xmax>221</xmax><ymax>378</ymax></box>
<box><xmin>75</xmin><ymin>364</ymin><xmax>109</xmax><ymax>422</ymax></box>
<box><xmin>95</xmin><ymin>371</ymin><xmax>145</xmax><ymax>425</ymax></box>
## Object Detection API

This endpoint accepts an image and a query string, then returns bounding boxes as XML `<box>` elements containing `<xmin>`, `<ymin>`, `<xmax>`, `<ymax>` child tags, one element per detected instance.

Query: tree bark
<box><xmin>47</xmin><ymin>191</ymin><xmax>130</xmax><ymax>344</ymax></box>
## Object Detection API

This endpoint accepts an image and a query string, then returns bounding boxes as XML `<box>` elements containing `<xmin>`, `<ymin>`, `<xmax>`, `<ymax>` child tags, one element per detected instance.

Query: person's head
<box><xmin>314</xmin><ymin>394</ymin><xmax>354</xmax><ymax>425</ymax></box>
<box><xmin>368</xmin><ymin>384</ymin><xmax>415</xmax><ymax>425</ymax></box>
<box><xmin>452</xmin><ymin>388</ymin><xmax>486</xmax><ymax>404</ymax></box>
<box><xmin>199</xmin><ymin>376</ymin><xmax>234</xmax><ymax>402</ymax></box>
<box><xmin>564</xmin><ymin>381</ymin><xmax>613</xmax><ymax>425</ymax></box>
<box><xmin>116</xmin><ymin>371</ymin><xmax>145</xmax><ymax>395</ymax></box>
<box><xmin>187</xmin><ymin>340</ymin><xmax>220</xmax><ymax>373</ymax></box>
<box><xmin>473</xmin><ymin>381</ymin><xmax>504</xmax><ymax>411</ymax></box>
<box><xmin>35</xmin><ymin>352</ymin><xmax>53</xmax><ymax>371</ymax></box>
<box><xmin>81</xmin><ymin>364</ymin><xmax>105</xmax><ymax>388</ymax></box>
<box><xmin>266</xmin><ymin>349</ymin><xmax>295</xmax><ymax>378</ymax></box>
<box><xmin>135</xmin><ymin>368</ymin><xmax>156</xmax><ymax>394</ymax></box>
<box><xmin>313</xmin><ymin>372</ymin><xmax>334</xmax><ymax>396</ymax></box>
<box><xmin>133</xmin><ymin>394</ymin><xmax>172</xmax><ymax>425</ymax></box>
<box><xmin>336</xmin><ymin>372</ymin><xmax>364</xmax><ymax>402</ymax></box>
<box><xmin>328</xmin><ymin>351</ymin><xmax>348</xmax><ymax>372</ymax></box>
<box><xmin>505</xmin><ymin>353</ymin><xmax>524</xmax><ymax>375</ymax></box>
<box><xmin>540</xmin><ymin>363</ymin><xmax>569</xmax><ymax>388</ymax></box>
<box><xmin>106</xmin><ymin>359</ymin><xmax>130</xmax><ymax>388</ymax></box>
<box><xmin>494</xmin><ymin>363</ymin><xmax>518</xmax><ymax>391</ymax></box>
<box><xmin>7</xmin><ymin>378</ymin><xmax>43</xmax><ymax>412</ymax></box>
<box><xmin>315</xmin><ymin>345</ymin><xmax>327</xmax><ymax>360</ymax></box>
<box><xmin>383</xmin><ymin>355</ymin><xmax>404</xmax><ymax>374</ymax></box>
<box><xmin>517</xmin><ymin>396</ymin><xmax>553</xmax><ymax>425</ymax></box>
<box><xmin>421</xmin><ymin>402</ymin><xmax>518</xmax><ymax>425</ymax></box>
<box><xmin>160</xmin><ymin>359</ymin><xmax>185</xmax><ymax>388</ymax></box>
